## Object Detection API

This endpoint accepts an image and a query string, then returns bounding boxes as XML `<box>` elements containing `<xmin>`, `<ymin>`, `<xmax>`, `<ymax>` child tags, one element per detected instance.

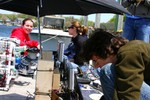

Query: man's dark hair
<box><xmin>81</xmin><ymin>29</ymin><xmax>128</xmax><ymax>61</ymax></box>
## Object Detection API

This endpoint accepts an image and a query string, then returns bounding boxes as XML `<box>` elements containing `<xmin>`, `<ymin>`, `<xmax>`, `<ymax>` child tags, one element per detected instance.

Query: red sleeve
<box><xmin>25</xmin><ymin>40</ymin><xmax>39</xmax><ymax>47</ymax></box>
<box><xmin>10</xmin><ymin>28</ymin><xmax>26</xmax><ymax>43</ymax></box>
<box><xmin>10</xmin><ymin>28</ymin><xmax>39</xmax><ymax>47</ymax></box>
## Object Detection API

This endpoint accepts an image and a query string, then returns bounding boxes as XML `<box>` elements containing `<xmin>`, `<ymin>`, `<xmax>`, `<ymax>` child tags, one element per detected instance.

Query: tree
<box><xmin>7</xmin><ymin>14</ymin><xmax>17</xmax><ymax>22</ymax></box>
<box><xmin>108</xmin><ymin>15</ymin><xmax>116</xmax><ymax>23</ymax></box>
<box><xmin>108</xmin><ymin>15</ymin><xmax>126</xmax><ymax>23</ymax></box>
<box><xmin>79</xmin><ymin>17</ymin><xmax>84</xmax><ymax>25</ymax></box>
<box><xmin>88</xmin><ymin>21</ymin><xmax>94</xmax><ymax>27</ymax></box>
<box><xmin>1</xmin><ymin>14</ymin><xmax>8</xmax><ymax>24</ymax></box>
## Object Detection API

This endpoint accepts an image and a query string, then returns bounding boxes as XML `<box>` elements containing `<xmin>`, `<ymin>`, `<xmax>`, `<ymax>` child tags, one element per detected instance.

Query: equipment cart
<box><xmin>0</xmin><ymin>38</ymin><xmax>19</xmax><ymax>91</ymax></box>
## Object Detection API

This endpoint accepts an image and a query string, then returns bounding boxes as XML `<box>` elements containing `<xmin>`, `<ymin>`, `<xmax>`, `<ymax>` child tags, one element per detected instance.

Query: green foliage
<box><xmin>88</xmin><ymin>21</ymin><xmax>94</xmax><ymax>27</ymax></box>
<box><xmin>17</xmin><ymin>14</ymin><xmax>36</xmax><ymax>19</ymax></box>
<box><xmin>79</xmin><ymin>17</ymin><xmax>84</xmax><ymax>25</ymax></box>
<box><xmin>63</xmin><ymin>16</ymin><xmax>94</xmax><ymax>27</ymax></box>
<box><xmin>100</xmin><ymin>22</ymin><xmax>115</xmax><ymax>31</ymax></box>
<box><xmin>7</xmin><ymin>14</ymin><xmax>17</xmax><ymax>21</ymax></box>
<box><xmin>108</xmin><ymin>15</ymin><xmax>116</xmax><ymax>23</ymax></box>
<box><xmin>108</xmin><ymin>14</ymin><xmax>126</xmax><ymax>23</ymax></box>
<box><xmin>0</xmin><ymin>13</ymin><xmax>95</xmax><ymax>28</ymax></box>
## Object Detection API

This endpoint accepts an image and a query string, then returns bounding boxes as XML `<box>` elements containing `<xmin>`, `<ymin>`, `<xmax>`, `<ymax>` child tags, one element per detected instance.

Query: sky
<box><xmin>63</xmin><ymin>14</ymin><xmax>114</xmax><ymax>23</ymax></box>
<box><xmin>0</xmin><ymin>9</ymin><xmax>114</xmax><ymax>23</ymax></box>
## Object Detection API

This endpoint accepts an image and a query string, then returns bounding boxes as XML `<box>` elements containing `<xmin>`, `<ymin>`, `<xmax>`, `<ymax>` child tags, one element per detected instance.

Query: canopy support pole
<box><xmin>37</xmin><ymin>0</ymin><xmax>43</xmax><ymax>59</ymax></box>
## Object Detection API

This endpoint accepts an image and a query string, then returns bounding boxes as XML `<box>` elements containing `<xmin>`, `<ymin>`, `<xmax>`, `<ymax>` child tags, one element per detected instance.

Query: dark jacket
<box><xmin>10</xmin><ymin>27</ymin><xmax>39</xmax><ymax>47</ymax></box>
<box><xmin>64</xmin><ymin>42</ymin><xmax>75</xmax><ymax>60</ymax></box>
<box><xmin>122</xmin><ymin>0</ymin><xmax>150</xmax><ymax>18</ymax></box>
<box><xmin>73</xmin><ymin>34</ymin><xmax>88</xmax><ymax>65</ymax></box>
<box><xmin>64</xmin><ymin>34</ymin><xmax>88</xmax><ymax>65</ymax></box>
<box><xmin>113</xmin><ymin>40</ymin><xmax>150</xmax><ymax>100</ymax></box>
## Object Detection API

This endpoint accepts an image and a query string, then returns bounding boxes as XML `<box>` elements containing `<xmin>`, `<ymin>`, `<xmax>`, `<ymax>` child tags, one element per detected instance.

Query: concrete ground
<box><xmin>0</xmin><ymin>75</ymin><xmax>35</xmax><ymax>100</ymax></box>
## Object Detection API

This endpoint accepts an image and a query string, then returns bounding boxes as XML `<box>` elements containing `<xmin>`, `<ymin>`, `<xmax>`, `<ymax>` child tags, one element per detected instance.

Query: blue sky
<box><xmin>0</xmin><ymin>9</ymin><xmax>114</xmax><ymax>23</ymax></box>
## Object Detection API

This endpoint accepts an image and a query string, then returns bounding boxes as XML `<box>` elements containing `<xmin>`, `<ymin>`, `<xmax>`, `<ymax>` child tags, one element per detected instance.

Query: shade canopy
<box><xmin>0</xmin><ymin>0</ymin><xmax>129</xmax><ymax>17</ymax></box>
<box><xmin>0</xmin><ymin>0</ymin><xmax>129</xmax><ymax>59</ymax></box>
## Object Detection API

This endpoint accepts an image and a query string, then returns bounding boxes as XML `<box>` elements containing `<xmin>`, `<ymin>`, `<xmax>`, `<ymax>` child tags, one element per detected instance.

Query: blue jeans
<box><xmin>122</xmin><ymin>17</ymin><xmax>150</xmax><ymax>43</ymax></box>
<box><xmin>97</xmin><ymin>63</ymin><xmax>150</xmax><ymax>100</ymax></box>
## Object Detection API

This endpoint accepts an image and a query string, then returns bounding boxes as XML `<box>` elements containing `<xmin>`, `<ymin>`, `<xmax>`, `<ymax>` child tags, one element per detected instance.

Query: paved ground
<box><xmin>0</xmin><ymin>75</ymin><xmax>35</xmax><ymax>100</ymax></box>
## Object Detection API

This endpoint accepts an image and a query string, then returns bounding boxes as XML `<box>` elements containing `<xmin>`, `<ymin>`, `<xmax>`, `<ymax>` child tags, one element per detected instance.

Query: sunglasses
<box><xmin>68</xmin><ymin>25</ymin><xmax>74</xmax><ymax>29</ymax></box>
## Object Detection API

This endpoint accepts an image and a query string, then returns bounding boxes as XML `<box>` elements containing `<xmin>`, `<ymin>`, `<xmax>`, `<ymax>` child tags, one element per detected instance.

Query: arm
<box><xmin>10</xmin><ymin>29</ymin><xmax>39</xmax><ymax>48</ymax></box>
<box><xmin>114</xmin><ymin>51</ymin><xmax>144</xmax><ymax>99</ymax></box>
<box><xmin>24</xmin><ymin>40</ymin><xmax>39</xmax><ymax>48</ymax></box>
<box><xmin>64</xmin><ymin>43</ymin><xmax>76</xmax><ymax>60</ymax></box>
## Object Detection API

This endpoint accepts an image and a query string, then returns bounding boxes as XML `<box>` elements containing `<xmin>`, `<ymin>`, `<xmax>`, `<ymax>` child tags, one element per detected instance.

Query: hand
<box><xmin>37</xmin><ymin>44</ymin><xmax>43</xmax><ymax>50</ymax></box>
<box><xmin>69</xmin><ymin>59</ymin><xmax>74</xmax><ymax>62</ymax></box>
<box><xmin>136</xmin><ymin>0</ymin><xmax>144</xmax><ymax>6</ymax></box>
<box><xmin>23</xmin><ymin>45</ymin><xmax>27</xmax><ymax>51</ymax></box>
<box><xmin>136</xmin><ymin>0</ymin><xmax>144</xmax><ymax>3</ymax></box>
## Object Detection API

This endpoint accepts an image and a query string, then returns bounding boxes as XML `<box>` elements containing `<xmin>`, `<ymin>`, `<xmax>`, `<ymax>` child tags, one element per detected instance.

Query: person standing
<box><xmin>122</xmin><ymin>0</ymin><xmax>150</xmax><ymax>43</ymax></box>
<box><xmin>82</xmin><ymin>29</ymin><xmax>150</xmax><ymax>100</ymax></box>
<box><xmin>10</xmin><ymin>18</ymin><xmax>40</xmax><ymax>49</ymax></box>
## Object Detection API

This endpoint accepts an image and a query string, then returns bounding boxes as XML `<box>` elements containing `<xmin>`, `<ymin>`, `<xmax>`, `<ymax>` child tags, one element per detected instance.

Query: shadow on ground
<box><xmin>14</xmin><ymin>81</ymin><xmax>30</xmax><ymax>86</ymax></box>
<box><xmin>0</xmin><ymin>93</ymin><xmax>34</xmax><ymax>100</ymax></box>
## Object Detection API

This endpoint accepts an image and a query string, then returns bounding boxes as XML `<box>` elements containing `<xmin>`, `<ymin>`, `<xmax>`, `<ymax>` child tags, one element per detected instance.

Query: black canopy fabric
<box><xmin>0</xmin><ymin>0</ymin><xmax>129</xmax><ymax>17</ymax></box>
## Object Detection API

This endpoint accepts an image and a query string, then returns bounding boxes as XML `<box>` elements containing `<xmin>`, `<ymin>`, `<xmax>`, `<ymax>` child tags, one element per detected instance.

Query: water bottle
<box><xmin>15</xmin><ymin>55</ymin><xmax>21</xmax><ymax>66</ymax></box>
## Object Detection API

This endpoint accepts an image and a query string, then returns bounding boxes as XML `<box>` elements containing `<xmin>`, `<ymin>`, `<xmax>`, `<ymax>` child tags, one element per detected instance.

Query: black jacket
<box><xmin>72</xmin><ymin>34</ymin><xmax>88</xmax><ymax>65</ymax></box>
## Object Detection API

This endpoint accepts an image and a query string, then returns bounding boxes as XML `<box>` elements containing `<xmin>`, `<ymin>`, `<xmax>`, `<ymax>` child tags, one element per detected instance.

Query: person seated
<box><xmin>10</xmin><ymin>18</ymin><xmax>40</xmax><ymax>50</ymax></box>
<box><xmin>64</xmin><ymin>42</ymin><xmax>75</xmax><ymax>61</ymax></box>
<box><xmin>64</xmin><ymin>21</ymin><xmax>88</xmax><ymax>66</ymax></box>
